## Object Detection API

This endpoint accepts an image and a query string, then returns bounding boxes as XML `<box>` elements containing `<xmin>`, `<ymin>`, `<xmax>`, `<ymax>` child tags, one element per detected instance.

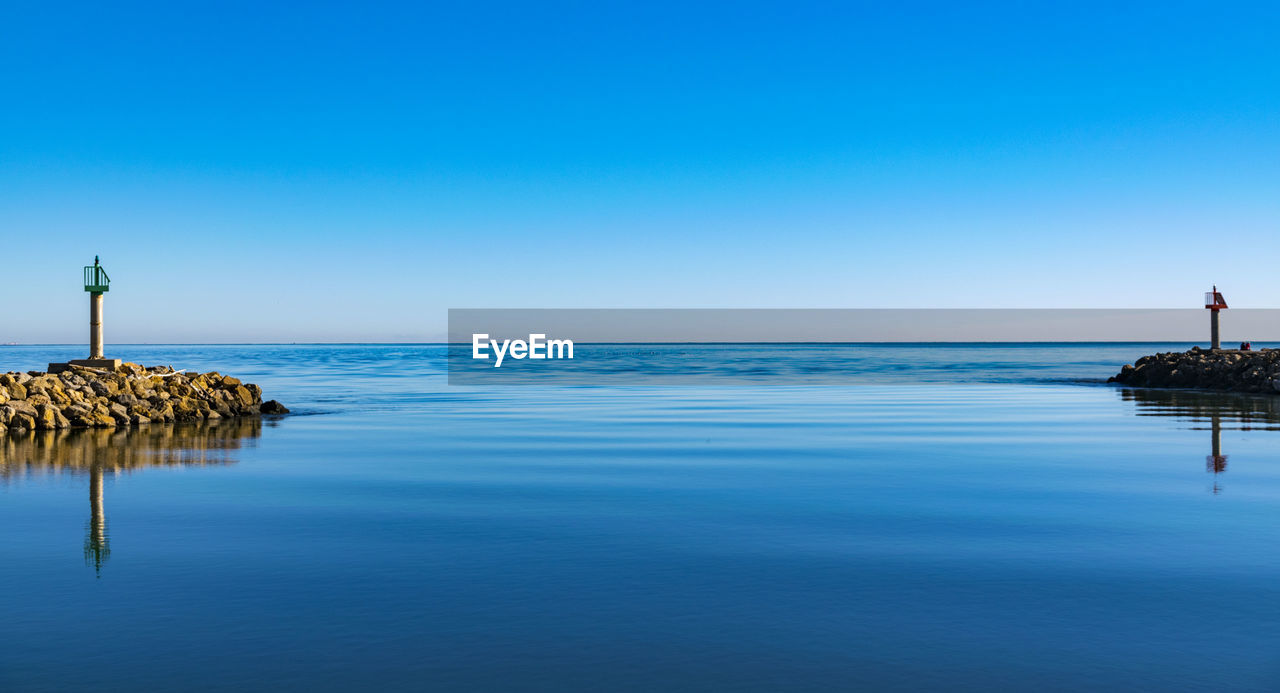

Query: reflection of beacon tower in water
<box><xmin>1206</xmin><ymin>413</ymin><xmax>1227</xmax><ymax>494</ymax></box>
<box><xmin>85</xmin><ymin>462</ymin><xmax>110</xmax><ymax>575</ymax></box>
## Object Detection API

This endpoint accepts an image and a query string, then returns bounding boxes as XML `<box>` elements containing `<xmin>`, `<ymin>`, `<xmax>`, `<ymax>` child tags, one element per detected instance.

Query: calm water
<box><xmin>2</xmin><ymin>344</ymin><xmax>1280</xmax><ymax>691</ymax></box>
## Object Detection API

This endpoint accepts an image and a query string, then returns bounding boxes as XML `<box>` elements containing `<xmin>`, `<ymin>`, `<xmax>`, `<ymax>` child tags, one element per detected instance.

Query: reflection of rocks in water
<box><xmin>0</xmin><ymin>417</ymin><xmax>262</xmax><ymax>478</ymax></box>
<box><xmin>0</xmin><ymin>419</ymin><xmax>262</xmax><ymax>575</ymax></box>
<box><xmin>1120</xmin><ymin>388</ymin><xmax>1280</xmax><ymax>428</ymax></box>
<box><xmin>1120</xmin><ymin>388</ymin><xmax>1280</xmax><ymax>494</ymax></box>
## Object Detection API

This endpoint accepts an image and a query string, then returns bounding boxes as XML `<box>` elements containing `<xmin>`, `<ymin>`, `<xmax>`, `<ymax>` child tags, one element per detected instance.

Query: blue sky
<box><xmin>1</xmin><ymin>1</ymin><xmax>1277</xmax><ymax>342</ymax></box>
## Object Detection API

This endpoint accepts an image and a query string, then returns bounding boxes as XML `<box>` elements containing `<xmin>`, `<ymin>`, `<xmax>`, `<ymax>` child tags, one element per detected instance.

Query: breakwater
<box><xmin>0</xmin><ymin>362</ymin><xmax>287</xmax><ymax>433</ymax></box>
<box><xmin>1110</xmin><ymin>347</ymin><xmax>1280</xmax><ymax>393</ymax></box>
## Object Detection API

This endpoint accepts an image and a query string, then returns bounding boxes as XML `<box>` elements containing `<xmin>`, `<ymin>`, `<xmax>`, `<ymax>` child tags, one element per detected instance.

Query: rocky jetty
<box><xmin>1110</xmin><ymin>348</ymin><xmax>1280</xmax><ymax>393</ymax></box>
<box><xmin>0</xmin><ymin>363</ymin><xmax>288</xmax><ymax>434</ymax></box>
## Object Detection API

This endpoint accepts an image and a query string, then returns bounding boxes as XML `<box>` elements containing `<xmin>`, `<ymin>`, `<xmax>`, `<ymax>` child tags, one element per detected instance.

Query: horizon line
<box><xmin>0</xmin><ymin>340</ymin><xmax>1246</xmax><ymax>347</ymax></box>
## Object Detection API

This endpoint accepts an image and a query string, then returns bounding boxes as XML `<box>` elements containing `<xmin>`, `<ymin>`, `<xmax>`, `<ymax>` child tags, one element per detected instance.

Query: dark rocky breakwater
<box><xmin>1110</xmin><ymin>347</ymin><xmax>1280</xmax><ymax>393</ymax></box>
<box><xmin>0</xmin><ymin>363</ymin><xmax>288</xmax><ymax>434</ymax></box>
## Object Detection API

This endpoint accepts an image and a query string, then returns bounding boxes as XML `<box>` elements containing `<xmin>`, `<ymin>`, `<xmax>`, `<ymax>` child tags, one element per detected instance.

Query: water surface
<box><xmin>2</xmin><ymin>344</ymin><xmax>1279</xmax><ymax>691</ymax></box>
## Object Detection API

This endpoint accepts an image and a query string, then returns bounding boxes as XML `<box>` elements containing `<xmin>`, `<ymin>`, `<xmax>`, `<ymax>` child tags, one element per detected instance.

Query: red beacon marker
<box><xmin>1204</xmin><ymin>285</ymin><xmax>1228</xmax><ymax>350</ymax></box>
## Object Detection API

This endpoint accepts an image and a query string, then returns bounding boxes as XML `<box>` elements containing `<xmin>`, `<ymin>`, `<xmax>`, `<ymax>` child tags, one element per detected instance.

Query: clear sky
<box><xmin>1</xmin><ymin>1</ymin><xmax>1277</xmax><ymax>343</ymax></box>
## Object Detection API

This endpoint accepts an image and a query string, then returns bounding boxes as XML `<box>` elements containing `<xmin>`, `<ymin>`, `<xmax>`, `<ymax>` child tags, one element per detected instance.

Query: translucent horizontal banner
<box><xmin>447</xmin><ymin>309</ymin><xmax>1280</xmax><ymax>386</ymax></box>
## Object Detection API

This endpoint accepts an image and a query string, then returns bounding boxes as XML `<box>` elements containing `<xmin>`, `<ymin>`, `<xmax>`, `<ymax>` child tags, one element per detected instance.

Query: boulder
<box><xmin>0</xmin><ymin>376</ymin><xmax>27</xmax><ymax>400</ymax></box>
<box><xmin>231</xmin><ymin>385</ymin><xmax>254</xmax><ymax>407</ymax></box>
<box><xmin>260</xmin><ymin>400</ymin><xmax>290</xmax><ymax>414</ymax></box>
<box><xmin>11</xmin><ymin>411</ymin><xmax>36</xmax><ymax>431</ymax></box>
<box><xmin>34</xmin><ymin>403</ymin><xmax>69</xmax><ymax>430</ymax></box>
<box><xmin>7</xmin><ymin>400</ymin><xmax>37</xmax><ymax>419</ymax></box>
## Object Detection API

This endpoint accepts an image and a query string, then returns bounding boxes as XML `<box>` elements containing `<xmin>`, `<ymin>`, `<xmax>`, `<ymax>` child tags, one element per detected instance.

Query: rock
<box><xmin>260</xmin><ymin>400</ymin><xmax>290</xmax><ymax>414</ymax></box>
<box><xmin>7</xmin><ymin>400</ymin><xmax>37</xmax><ymax>418</ymax></box>
<box><xmin>154</xmin><ymin>401</ymin><xmax>175</xmax><ymax>423</ymax></box>
<box><xmin>119</xmin><ymin>362</ymin><xmax>146</xmax><ymax>376</ymax></box>
<box><xmin>34</xmin><ymin>403</ymin><xmax>69</xmax><ymax>430</ymax></box>
<box><xmin>0</xmin><ymin>375</ymin><xmax>27</xmax><ymax>400</ymax></box>
<box><xmin>12</xmin><ymin>411</ymin><xmax>36</xmax><ymax>431</ymax></box>
<box><xmin>231</xmin><ymin>385</ymin><xmax>254</xmax><ymax>407</ymax></box>
<box><xmin>66</xmin><ymin>412</ymin><xmax>93</xmax><ymax>427</ymax></box>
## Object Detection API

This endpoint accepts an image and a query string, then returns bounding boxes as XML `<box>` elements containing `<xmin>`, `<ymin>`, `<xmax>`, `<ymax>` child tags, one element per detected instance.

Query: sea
<box><xmin>1</xmin><ymin>343</ymin><xmax>1279</xmax><ymax>692</ymax></box>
